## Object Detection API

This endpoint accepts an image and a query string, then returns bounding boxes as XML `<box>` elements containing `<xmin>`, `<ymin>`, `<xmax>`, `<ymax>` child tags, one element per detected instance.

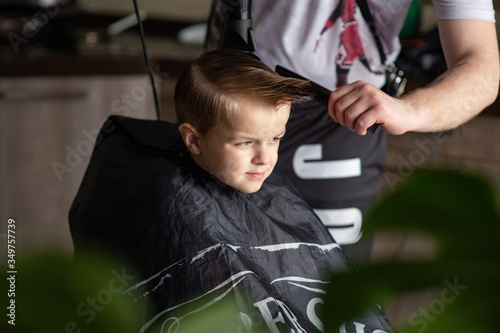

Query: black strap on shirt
<box><xmin>356</xmin><ymin>0</ymin><xmax>386</xmax><ymax>65</ymax></box>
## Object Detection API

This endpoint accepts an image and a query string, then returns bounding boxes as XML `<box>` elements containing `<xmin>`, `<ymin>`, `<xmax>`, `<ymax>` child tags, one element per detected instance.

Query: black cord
<box><xmin>132</xmin><ymin>0</ymin><xmax>161</xmax><ymax>120</ymax></box>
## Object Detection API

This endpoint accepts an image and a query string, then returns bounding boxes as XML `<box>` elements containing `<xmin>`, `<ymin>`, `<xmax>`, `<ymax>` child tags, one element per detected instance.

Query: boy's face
<box><xmin>195</xmin><ymin>98</ymin><xmax>290</xmax><ymax>193</ymax></box>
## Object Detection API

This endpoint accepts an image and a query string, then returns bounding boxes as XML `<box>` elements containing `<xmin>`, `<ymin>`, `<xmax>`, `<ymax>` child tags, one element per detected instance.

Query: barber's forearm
<box><xmin>400</xmin><ymin>20</ymin><xmax>499</xmax><ymax>133</ymax></box>
<box><xmin>401</xmin><ymin>56</ymin><xmax>499</xmax><ymax>132</ymax></box>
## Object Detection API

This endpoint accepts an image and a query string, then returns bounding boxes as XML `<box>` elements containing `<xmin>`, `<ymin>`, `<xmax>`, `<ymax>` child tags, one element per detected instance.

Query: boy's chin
<box><xmin>212</xmin><ymin>172</ymin><xmax>268</xmax><ymax>193</ymax></box>
<box><xmin>231</xmin><ymin>181</ymin><xmax>264</xmax><ymax>194</ymax></box>
<box><xmin>240</xmin><ymin>186</ymin><xmax>262</xmax><ymax>194</ymax></box>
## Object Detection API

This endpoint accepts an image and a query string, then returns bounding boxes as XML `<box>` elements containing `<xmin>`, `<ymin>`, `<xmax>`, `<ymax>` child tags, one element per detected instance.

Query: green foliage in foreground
<box><xmin>322</xmin><ymin>169</ymin><xmax>500</xmax><ymax>333</ymax></box>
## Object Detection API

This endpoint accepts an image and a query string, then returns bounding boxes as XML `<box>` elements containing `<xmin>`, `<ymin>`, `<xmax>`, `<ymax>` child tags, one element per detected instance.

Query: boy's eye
<box><xmin>236</xmin><ymin>141</ymin><xmax>252</xmax><ymax>147</ymax></box>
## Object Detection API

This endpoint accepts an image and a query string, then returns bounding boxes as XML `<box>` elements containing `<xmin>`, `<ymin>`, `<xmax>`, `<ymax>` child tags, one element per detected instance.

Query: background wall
<box><xmin>77</xmin><ymin>0</ymin><xmax>211</xmax><ymax>21</ymax></box>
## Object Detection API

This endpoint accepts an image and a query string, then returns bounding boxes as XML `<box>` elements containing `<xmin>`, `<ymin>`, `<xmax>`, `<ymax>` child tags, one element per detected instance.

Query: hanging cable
<box><xmin>132</xmin><ymin>0</ymin><xmax>161</xmax><ymax>120</ymax></box>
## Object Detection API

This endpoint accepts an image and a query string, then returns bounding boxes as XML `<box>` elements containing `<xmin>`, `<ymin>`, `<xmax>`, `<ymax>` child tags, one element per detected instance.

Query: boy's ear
<box><xmin>178</xmin><ymin>123</ymin><xmax>202</xmax><ymax>155</ymax></box>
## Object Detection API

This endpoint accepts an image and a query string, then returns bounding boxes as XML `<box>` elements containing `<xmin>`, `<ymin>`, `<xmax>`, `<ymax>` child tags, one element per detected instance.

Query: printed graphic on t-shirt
<box><xmin>314</xmin><ymin>0</ymin><xmax>381</xmax><ymax>88</ymax></box>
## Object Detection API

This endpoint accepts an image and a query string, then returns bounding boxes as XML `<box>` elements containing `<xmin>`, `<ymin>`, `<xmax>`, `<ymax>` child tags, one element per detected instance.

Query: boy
<box><xmin>175</xmin><ymin>49</ymin><xmax>310</xmax><ymax>193</ymax></box>
<box><xmin>69</xmin><ymin>50</ymin><xmax>392</xmax><ymax>332</ymax></box>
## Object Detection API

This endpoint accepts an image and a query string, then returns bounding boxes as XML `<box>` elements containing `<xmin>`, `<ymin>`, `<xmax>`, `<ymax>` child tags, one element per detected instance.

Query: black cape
<box><xmin>69</xmin><ymin>116</ymin><xmax>393</xmax><ymax>332</ymax></box>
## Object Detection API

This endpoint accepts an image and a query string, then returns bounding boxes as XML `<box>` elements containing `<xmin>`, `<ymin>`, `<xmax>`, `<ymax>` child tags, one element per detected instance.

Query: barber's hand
<box><xmin>328</xmin><ymin>80</ymin><xmax>411</xmax><ymax>135</ymax></box>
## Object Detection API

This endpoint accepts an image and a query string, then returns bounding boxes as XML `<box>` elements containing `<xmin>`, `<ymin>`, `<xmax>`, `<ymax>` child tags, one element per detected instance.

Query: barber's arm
<box><xmin>328</xmin><ymin>19</ymin><xmax>500</xmax><ymax>135</ymax></box>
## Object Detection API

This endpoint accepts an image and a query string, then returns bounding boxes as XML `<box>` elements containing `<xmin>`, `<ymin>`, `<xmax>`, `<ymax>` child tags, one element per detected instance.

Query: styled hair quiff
<box><xmin>174</xmin><ymin>49</ymin><xmax>312</xmax><ymax>135</ymax></box>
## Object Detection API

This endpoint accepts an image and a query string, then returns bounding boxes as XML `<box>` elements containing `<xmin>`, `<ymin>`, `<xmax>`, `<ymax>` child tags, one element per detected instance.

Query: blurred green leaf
<box><xmin>322</xmin><ymin>169</ymin><xmax>500</xmax><ymax>332</ymax></box>
<box><xmin>365</xmin><ymin>169</ymin><xmax>500</xmax><ymax>257</ymax></box>
<box><xmin>1</xmin><ymin>250</ymin><xmax>144</xmax><ymax>333</ymax></box>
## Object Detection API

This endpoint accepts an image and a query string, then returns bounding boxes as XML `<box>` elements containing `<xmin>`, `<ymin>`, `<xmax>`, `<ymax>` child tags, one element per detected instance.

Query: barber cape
<box><xmin>69</xmin><ymin>116</ymin><xmax>393</xmax><ymax>333</ymax></box>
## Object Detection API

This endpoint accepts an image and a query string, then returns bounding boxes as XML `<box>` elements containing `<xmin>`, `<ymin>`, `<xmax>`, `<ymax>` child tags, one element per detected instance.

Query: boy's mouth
<box><xmin>246</xmin><ymin>171</ymin><xmax>266</xmax><ymax>180</ymax></box>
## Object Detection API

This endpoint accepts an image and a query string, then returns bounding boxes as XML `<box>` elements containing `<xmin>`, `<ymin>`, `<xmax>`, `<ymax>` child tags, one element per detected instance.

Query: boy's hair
<box><xmin>174</xmin><ymin>49</ymin><xmax>312</xmax><ymax>135</ymax></box>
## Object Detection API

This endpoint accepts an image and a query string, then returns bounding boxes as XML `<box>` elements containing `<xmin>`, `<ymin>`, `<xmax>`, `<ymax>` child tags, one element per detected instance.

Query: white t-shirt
<box><xmin>248</xmin><ymin>0</ymin><xmax>495</xmax><ymax>89</ymax></box>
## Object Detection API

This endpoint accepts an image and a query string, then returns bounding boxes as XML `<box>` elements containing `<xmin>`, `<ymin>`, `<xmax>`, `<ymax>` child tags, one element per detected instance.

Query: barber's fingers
<box><xmin>351</xmin><ymin>108</ymin><xmax>382</xmax><ymax>135</ymax></box>
<box><xmin>328</xmin><ymin>80</ymin><xmax>384</xmax><ymax>134</ymax></box>
<box><xmin>328</xmin><ymin>80</ymin><xmax>362</xmax><ymax>124</ymax></box>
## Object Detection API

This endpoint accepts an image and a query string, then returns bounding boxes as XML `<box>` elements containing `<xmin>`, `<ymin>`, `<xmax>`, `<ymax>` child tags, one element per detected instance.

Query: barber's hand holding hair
<box><xmin>328</xmin><ymin>19</ymin><xmax>500</xmax><ymax>137</ymax></box>
<box><xmin>328</xmin><ymin>80</ymin><xmax>412</xmax><ymax>136</ymax></box>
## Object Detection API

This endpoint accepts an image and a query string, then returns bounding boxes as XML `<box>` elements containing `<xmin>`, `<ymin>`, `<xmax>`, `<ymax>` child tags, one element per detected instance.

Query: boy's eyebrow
<box><xmin>229</xmin><ymin>129</ymin><xmax>287</xmax><ymax>141</ymax></box>
<box><xmin>276</xmin><ymin>129</ymin><xmax>286</xmax><ymax>137</ymax></box>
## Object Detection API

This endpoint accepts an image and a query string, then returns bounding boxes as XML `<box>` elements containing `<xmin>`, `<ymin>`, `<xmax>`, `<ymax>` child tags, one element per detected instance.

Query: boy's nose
<box><xmin>252</xmin><ymin>145</ymin><xmax>272</xmax><ymax>165</ymax></box>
